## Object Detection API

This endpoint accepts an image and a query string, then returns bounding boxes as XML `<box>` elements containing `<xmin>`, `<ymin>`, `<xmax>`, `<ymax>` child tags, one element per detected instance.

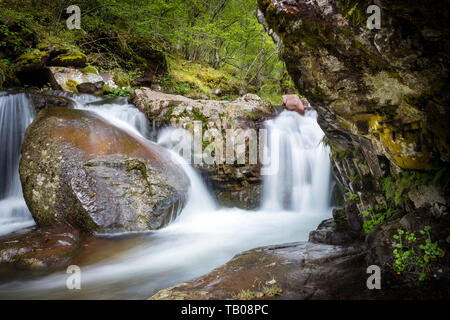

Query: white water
<box><xmin>0</xmin><ymin>92</ymin><xmax>35</xmax><ymax>236</ymax></box>
<box><xmin>262</xmin><ymin>110</ymin><xmax>332</xmax><ymax>213</ymax></box>
<box><xmin>0</xmin><ymin>94</ymin><xmax>332</xmax><ymax>299</ymax></box>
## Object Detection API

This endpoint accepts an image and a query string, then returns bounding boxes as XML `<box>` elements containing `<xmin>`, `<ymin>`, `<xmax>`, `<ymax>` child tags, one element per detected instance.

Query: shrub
<box><xmin>393</xmin><ymin>226</ymin><xmax>445</xmax><ymax>281</ymax></box>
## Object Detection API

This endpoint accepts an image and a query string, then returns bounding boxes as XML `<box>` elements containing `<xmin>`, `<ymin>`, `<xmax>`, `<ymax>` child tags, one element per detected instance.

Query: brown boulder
<box><xmin>20</xmin><ymin>108</ymin><xmax>189</xmax><ymax>233</ymax></box>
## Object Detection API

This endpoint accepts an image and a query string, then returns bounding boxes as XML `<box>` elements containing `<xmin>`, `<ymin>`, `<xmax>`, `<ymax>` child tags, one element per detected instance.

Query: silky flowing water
<box><xmin>0</xmin><ymin>92</ymin><xmax>332</xmax><ymax>299</ymax></box>
<box><xmin>0</xmin><ymin>92</ymin><xmax>35</xmax><ymax>237</ymax></box>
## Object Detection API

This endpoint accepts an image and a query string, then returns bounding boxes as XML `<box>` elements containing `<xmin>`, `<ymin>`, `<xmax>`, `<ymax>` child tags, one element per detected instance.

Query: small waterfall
<box><xmin>76</xmin><ymin>95</ymin><xmax>150</xmax><ymax>138</ymax></box>
<box><xmin>262</xmin><ymin>110</ymin><xmax>331</xmax><ymax>213</ymax></box>
<box><xmin>0</xmin><ymin>94</ymin><xmax>334</xmax><ymax>299</ymax></box>
<box><xmin>0</xmin><ymin>92</ymin><xmax>36</xmax><ymax>236</ymax></box>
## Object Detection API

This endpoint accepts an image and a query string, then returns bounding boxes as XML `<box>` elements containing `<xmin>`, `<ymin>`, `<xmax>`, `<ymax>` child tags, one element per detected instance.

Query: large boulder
<box><xmin>19</xmin><ymin>108</ymin><xmax>189</xmax><ymax>233</ymax></box>
<box><xmin>47</xmin><ymin>51</ymin><xmax>87</xmax><ymax>68</ymax></box>
<box><xmin>258</xmin><ymin>0</ymin><xmax>450</xmax><ymax>170</ymax></box>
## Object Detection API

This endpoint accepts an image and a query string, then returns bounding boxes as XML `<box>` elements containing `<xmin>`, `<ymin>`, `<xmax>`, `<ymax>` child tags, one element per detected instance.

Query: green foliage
<box><xmin>363</xmin><ymin>205</ymin><xmax>396</xmax><ymax>235</ymax></box>
<box><xmin>383</xmin><ymin>168</ymin><xmax>450</xmax><ymax>206</ymax></box>
<box><xmin>348</xmin><ymin>193</ymin><xmax>360</xmax><ymax>201</ymax></box>
<box><xmin>393</xmin><ymin>227</ymin><xmax>445</xmax><ymax>281</ymax></box>
<box><xmin>0</xmin><ymin>0</ymin><xmax>288</xmax><ymax>100</ymax></box>
<box><xmin>263</xmin><ymin>284</ymin><xmax>283</xmax><ymax>297</ymax></box>
<box><xmin>65</xmin><ymin>79</ymin><xmax>79</xmax><ymax>93</ymax></box>
<box><xmin>106</xmin><ymin>87</ymin><xmax>131</xmax><ymax>97</ymax></box>
<box><xmin>232</xmin><ymin>284</ymin><xmax>282</xmax><ymax>300</ymax></box>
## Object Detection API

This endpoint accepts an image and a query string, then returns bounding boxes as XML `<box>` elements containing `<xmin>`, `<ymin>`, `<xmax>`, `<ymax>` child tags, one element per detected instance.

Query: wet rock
<box><xmin>130</xmin><ymin>89</ymin><xmax>275</xmax><ymax>208</ymax></box>
<box><xmin>20</xmin><ymin>108</ymin><xmax>189</xmax><ymax>233</ymax></box>
<box><xmin>215</xmin><ymin>184</ymin><xmax>262</xmax><ymax>210</ymax></box>
<box><xmin>309</xmin><ymin>218</ymin><xmax>354</xmax><ymax>245</ymax></box>
<box><xmin>130</xmin><ymin>89</ymin><xmax>274</xmax><ymax>127</ymax></box>
<box><xmin>25</xmin><ymin>88</ymin><xmax>75</xmax><ymax>112</ymax></box>
<box><xmin>258</xmin><ymin>0</ymin><xmax>450</xmax><ymax>170</ymax></box>
<box><xmin>0</xmin><ymin>227</ymin><xmax>81</xmax><ymax>270</ymax></box>
<box><xmin>76</xmin><ymin>81</ymin><xmax>105</xmax><ymax>96</ymax></box>
<box><xmin>282</xmin><ymin>94</ymin><xmax>310</xmax><ymax>115</ymax></box>
<box><xmin>150</xmin><ymin>242</ymin><xmax>374</xmax><ymax>300</ymax></box>
<box><xmin>48</xmin><ymin>67</ymin><xmax>104</xmax><ymax>93</ymax></box>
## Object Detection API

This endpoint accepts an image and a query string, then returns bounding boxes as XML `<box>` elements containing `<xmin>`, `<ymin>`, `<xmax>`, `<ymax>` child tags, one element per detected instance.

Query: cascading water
<box><xmin>262</xmin><ymin>110</ymin><xmax>331</xmax><ymax>213</ymax></box>
<box><xmin>0</xmin><ymin>94</ymin><xmax>333</xmax><ymax>299</ymax></box>
<box><xmin>0</xmin><ymin>92</ymin><xmax>35</xmax><ymax>236</ymax></box>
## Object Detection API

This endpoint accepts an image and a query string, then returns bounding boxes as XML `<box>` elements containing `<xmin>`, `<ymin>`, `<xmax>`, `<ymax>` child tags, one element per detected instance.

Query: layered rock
<box><xmin>258</xmin><ymin>0</ymin><xmax>450</xmax><ymax>283</ymax></box>
<box><xmin>258</xmin><ymin>0</ymin><xmax>450</xmax><ymax>170</ymax></box>
<box><xmin>151</xmin><ymin>241</ymin><xmax>448</xmax><ymax>300</ymax></box>
<box><xmin>20</xmin><ymin>108</ymin><xmax>189</xmax><ymax>233</ymax></box>
<box><xmin>130</xmin><ymin>89</ymin><xmax>275</xmax><ymax>209</ymax></box>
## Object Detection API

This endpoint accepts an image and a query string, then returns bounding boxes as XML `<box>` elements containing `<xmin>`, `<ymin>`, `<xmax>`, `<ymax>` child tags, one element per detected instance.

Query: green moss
<box><xmin>65</xmin><ymin>79</ymin><xmax>79</xmax><ymax>93</ymax></box>
<box><xmin>338</xmin><ymin>0</ymin><xmax>367</xmax><ymax>27</ymax></box>
<box><xmin>383</xmin><ymin>168</ymin><xmax>450</xmax><ymax>206</ymax></box>
<box><xmin>113</xmin><ymin>72</ymin><xmax>131</xmax><ymax>88</ymax></box>
<box><xmin>82</xmin><ymin>65</ymin><xmax>98</xmax><ymax>75</ymax></box>
<box><xmin>15</xmin><ymin>49</ymin><xmax>46</xmax><ymax>65</ymax></box>
<box><xmin>59</xmin><ymin>51</ymin><xmax>86</xmax><ymax>62</ymax></box>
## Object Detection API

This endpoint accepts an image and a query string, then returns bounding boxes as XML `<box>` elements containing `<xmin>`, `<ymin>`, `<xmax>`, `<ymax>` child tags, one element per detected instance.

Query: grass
<box><xmin>232</xmin><ymin>284</ymin><xmax>283</xmax><ymax>300</ymax></box>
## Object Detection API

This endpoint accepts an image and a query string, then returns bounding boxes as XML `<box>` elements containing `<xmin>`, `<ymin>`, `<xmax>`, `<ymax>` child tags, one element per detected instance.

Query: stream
<box><xmin>0</xmin><ymin>91</ymin><xmax>332</xmax><ymax>299</ymax></box>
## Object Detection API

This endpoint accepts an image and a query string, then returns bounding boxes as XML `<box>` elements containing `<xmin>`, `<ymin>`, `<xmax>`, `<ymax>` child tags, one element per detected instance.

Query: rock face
<box><xmin>150</xmin><ymin>242</ymin><xmax>368</xmax><ymax>300</ymax></box>
<box><xmin>258</xmin><ymin>0</ymin><xmax>450</xmax><ymax>171</ymax></box>
<box><xmin>130</xmin><ymin>89</ymin><xmax>275</xmax><ymax>209</ymax></box>
<box><xmin>20</xmin><ymin>108</ymin><xmax>189</xmax><ymax>233</ymax></box>
<box><xmin>258</xmin><ymin>0</ymin><xmax>450</xmax><ymax>285</ymax></box>
<box><xmin>151</xmin><ymin>241</ymin><xmax>448</xmax><ymax>300</ymax></box>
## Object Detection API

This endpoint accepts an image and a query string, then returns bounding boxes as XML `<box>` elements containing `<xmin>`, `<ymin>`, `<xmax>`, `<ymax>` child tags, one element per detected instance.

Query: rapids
<box><xmin>0</xmin><ymin>92</ymin><xmax>332</xmax><ymax>299</ymax></box>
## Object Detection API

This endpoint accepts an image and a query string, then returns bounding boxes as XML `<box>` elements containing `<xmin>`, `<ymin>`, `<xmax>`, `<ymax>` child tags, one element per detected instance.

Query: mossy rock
<box><xmin>82</xmin><ymin>65</ymin><xmax>98</xmax><ymax>75</ymax></box>
<box><xmin>65</xmin><ymin>79</ymin><xmax>79</xmax><ymax>93</ymax></box>
<box><xmin>49</xmin><ymin>51</ymin><xmax>87</xmax><ymax>68</ymax></box>
<box><xmin>113</xmin><ymin>72</ymin><xmax>131</xmax><ymax>88</ymax></box>
<box><xmin>13</xmin><ymin>50</ymin><xmax>49</xmax><ymax>73</ymax></box>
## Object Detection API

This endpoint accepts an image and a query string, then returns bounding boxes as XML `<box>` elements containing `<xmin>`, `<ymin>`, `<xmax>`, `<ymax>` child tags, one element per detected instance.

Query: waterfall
<box><xmin>0</xmin><ymin>92</ymin><xmax>36</xmax><ymax>236</ymax></box>
<box><xmin>0</xmin><ymin>94</ymin><xmax>334</xmax><ymax>299</ymax></box>
<box><xmin>262</xmin><ymin>110</ymin><xmax>331</xmax><ymax>213</ymax></box>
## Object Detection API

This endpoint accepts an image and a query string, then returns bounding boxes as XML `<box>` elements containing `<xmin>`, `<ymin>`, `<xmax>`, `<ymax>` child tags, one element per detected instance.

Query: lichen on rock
<box><xmin>19</xmin><ymin>107</ymin><xmax>189</xmax><ymax>234</ymax></box>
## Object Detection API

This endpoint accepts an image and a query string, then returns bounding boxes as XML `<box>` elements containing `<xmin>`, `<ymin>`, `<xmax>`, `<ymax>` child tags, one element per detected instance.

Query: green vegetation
<box><xmin>348</xmin><ymin>193</ymin><xmax>359</xmax><ymax>201</ymax></box>
<box><xmin>106</xmin><ymin>87</ymin><xmax>131</xmax><ymax>97</ymax></box>
<box><xmin>0</xmin><ymin>0</ymin><xmax>293</xmax><ymax>101</ymax></box>
<box><xmin>393</xmin><ymin>227</ymin><xmax>445</xmax><ymax>281</ymax></box>
<box><xmin>383</xmin><ymin>168</ymin><xmax>450</xmax><ymax>206</ymax></box>
<box><xmin>338</xmin><ymin>0</ymin><xmax>367</xmax><ymax>27</ymax></box>
<box><xmin>232</xmin><ymin>284</ymin><xmax>282</xmax><ymax>300</ymax></box>
<box><xmin>65</xmin><ymin>79</ymin><xmax>79</xmax><ymax>93</ymax></box>
<box><xmin>362</xmin><ymin>205</ymin><xmax>396</xmax><ymax>235</ymax></box>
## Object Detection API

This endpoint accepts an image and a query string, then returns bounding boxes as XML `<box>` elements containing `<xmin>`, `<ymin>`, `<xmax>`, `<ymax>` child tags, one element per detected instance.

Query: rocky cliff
<box><xmin>258</xmin><ymin>0</ymin><xmax>449</xmax><ymax>285</ymax></box>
